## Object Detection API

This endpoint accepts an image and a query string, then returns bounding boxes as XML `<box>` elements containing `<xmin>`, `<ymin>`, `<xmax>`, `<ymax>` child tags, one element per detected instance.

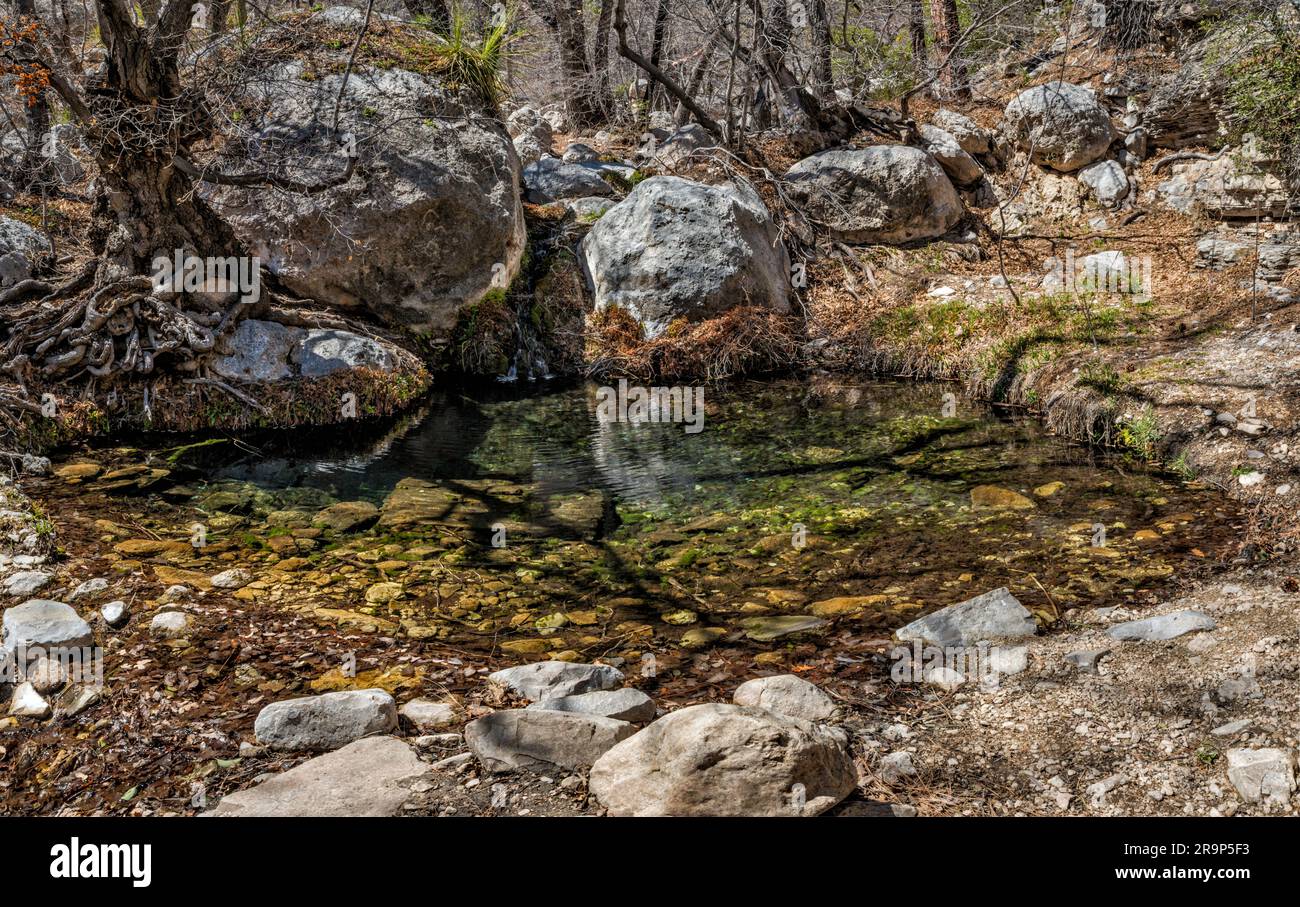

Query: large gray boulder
<box><xmin>465</xmin><ymin>709</ymin><xmax>636</xmax><ymax>772</ymax></box>
<box><xmin>205</xmin><ymin>58</ymin><xmax>525</xmax><ymax>337</ymax></box>
<box><xmin>783</xmin><ymin>145</ymin><xmax>963</xmax><ymax>244</ymax></box>
<box><xmin>589</xmin><ymin>703</ymin><xmax>857</xmax><ymax>816</ymax></box>
<box><xmin>523</xmin><ymin>156</ymin><xmax>615</xmax><ymax>203</ymax></box>
<box><xmin>207</xmin><ymin>736</ymin><xmax>429</xmax><ymax>816</ymax></box>
<box><xmin>253</xmin><ymin>688</ymin><xmax>398</xmax><ymax>751</ymax></box>
<box><xmin>1002</xmin><ymin>81</ymin><xmax>1115</xmax><ymax>172</ymax></box>
<box><xmin>895</xmin><ymin>587</ymin><xmax>1037</xmax><ymax>647</ymax></box>
<box><xmin>580</xmin><ymin>175</ymin><xmax>791</xmax><ymax>336</ymax></box>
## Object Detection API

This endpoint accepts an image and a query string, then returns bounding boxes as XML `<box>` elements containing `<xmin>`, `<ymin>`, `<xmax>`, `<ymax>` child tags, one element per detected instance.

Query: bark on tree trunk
<box><xmin>928</xmin><ymin>0</ymin><xmax>968</xmax><ymax>100</ymax></box>
<box><xmin>644</xmin><ymin>0</ymin><xmax>670</xmax><ymax>109</ymax></box>
<box><xmin>592</xmin><ymin>0</ymin><xmax>614</xmax><ymax>115</ymax></box>
<box><xmin>909</xmin><ymin>0</ymin><xmax>928</xmax><ymax>81</ymax></box>
<box><xmin>810</xmin><ymin>0</ymin><xmax>833</xmax><ymax>98</ymax></box>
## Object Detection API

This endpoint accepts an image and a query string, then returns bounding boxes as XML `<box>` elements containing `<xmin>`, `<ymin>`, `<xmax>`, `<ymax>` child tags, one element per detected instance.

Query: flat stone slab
<box><xmin>466</xmin><ymin>709</ymin><xmax>635</xmax><ymax>772</ymax></box>
<box><xmin>1226</xmin><ymin>747</ymin><xmax>1296</xmax><ymax>805</ymax></box>
<box><xmin>527</xmin><ymin>688</ymin><xmax>657</xmax><ymax>723</ymax></box>
<box><xmin>1105</xmin><ymin>609</ymin><xmax>1216</xmax><ymax>642</ymax></box>
<box><xmin>739</xmin><ymin>614</ymin><xmax>827</xmax><ymax>641</ymax></box>
<box><xmin>3</xmin><ymin>570</ymin><xmax>52</xmax><ymax>597</ymax></box>
<box><xmin>206</xmin><ymin>737</ymin><xmax>429</xmax><ymax>817</ymax></box>
<box><xmin>895</xmin><ymin>587</ymin><xmax>1036</xmax><ymax>647</ymax></box>
<box><xmin>488</xmin><ymin>661</ymin><xmax>623</xmax><ymax>702</ymax></box>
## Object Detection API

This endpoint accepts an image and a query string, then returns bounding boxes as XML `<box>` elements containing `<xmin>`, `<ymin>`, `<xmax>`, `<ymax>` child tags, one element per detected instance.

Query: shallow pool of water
<box><xmin>57</xmin><ymin>377</ymin><xmax>1244</xmax><ymax>653</ymax></box>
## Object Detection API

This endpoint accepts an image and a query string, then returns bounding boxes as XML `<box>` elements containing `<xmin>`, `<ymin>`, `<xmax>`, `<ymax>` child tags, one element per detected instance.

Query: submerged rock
<box><xmin>207</xmin><ymin>736</ymin><xmax>429</xmax><ymax>817</ymax></box>
<box><xmin>254</xmin><ymin>688</ymin><xmax>398</xmax><ymax>751</ymax></box>
<box><xmin>732</xmin><ymin>674</ymin><xmax>838</xmax><ymax>722</ymax></box>
<box><xmin>739</xmin><ymin>614</ymin><xmax>827</xmax><ymax>641</ymax></box>
<box><xmin>313</xmin><ymin>501</ymin><xmax>379</xmax><ymax>533</ymax></box>
<box><xmin>1105</xmin><ymin>610</ymin><xmax>1216</xmax><ymax>642</ymax></box>
<box><xmin>895</xmin><ymin>587</ymin><xmax>1036</xmax><ymax>648</ymax></box>
<box><xmin>970</xmin><ymin>485</ymin><xmax>1035</xmax><ymax>509</ymax></box>
<box><xmin>465</xmin><ymin>709</ymin><xmax>635</xmax><ymax>772</ymax></box>
<box><xmin>589</xmin><ymin>703</ymin><xmax>857</xmax><ymax>816</ymax></box>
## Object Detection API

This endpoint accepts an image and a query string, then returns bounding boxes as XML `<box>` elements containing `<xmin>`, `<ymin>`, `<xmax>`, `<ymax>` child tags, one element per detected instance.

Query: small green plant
<box><xmin>1169</xmin><ymin>451</ymin><xmax>1196</xmax><ymax>481</ymax></box>
<box><xmin>434</xmin><ymin>8</ymin><xmax>522</xmax><ymax>107</ymax></box>
<box><xmin>1078</xmin><ymin>362</ymin><xmax>1129</xmax><ymax>396</ymax></box>
<box><xmin>1119</xmin><ymin>407</ymin><xmax>1161</xmax><ymax>462</ymax></box>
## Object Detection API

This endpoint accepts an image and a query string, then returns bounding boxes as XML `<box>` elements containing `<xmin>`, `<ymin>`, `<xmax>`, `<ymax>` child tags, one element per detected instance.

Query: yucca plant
<box><xmin>433</xmin><ymin>8</ymin><xmax>521</xmax><ymax>107</ymax></box>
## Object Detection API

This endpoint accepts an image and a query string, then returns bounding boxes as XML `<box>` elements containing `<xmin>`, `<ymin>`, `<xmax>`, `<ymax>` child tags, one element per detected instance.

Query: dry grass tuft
<box><xmin>585</xmin><ymin>305</ymin><xmax>806</xmax><ymax>384</ymax></box>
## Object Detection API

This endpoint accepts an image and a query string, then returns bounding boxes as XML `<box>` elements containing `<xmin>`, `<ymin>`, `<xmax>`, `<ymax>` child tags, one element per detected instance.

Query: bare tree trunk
<box><xmin>750</xmin><ymin>0</ymin><xmax>819</xmax><ymax>130</ymax></box>
<box><xmin>592</xmin><ymin>0</ymin><xmax>614</xmax><ymax>115</ymax></box>
<box><xmin>674</xmin><ymin>35</ymin><xmax>716</xmax><ymax>125</ymax></box>
<box><xmin>644</xmin><ymin>0</ymin><xmax>671</xmax><ymax>110</ymax></box>
<box><xmin>613</xmin><ymin>0</ymin><xmax>723</xmax><ymax>136</ymax></box>
<box><xmin>909</xmin><ymin>0</ymin><xmax>927</xmax><ymax>80</ymax></box>
<box><xmin>810</xmin><ymin>0</ymin><xmax>833</xmax><ymax>98</ymax></box>
<box><xmin>928</xmin><ymin>0</ymin><xmax>968</xmax><ymax>99</ymax></box>
<box><xmin>529</xmin><ymin>0</ymin><xmax>600</xmax><ymax>127</ymax></box>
